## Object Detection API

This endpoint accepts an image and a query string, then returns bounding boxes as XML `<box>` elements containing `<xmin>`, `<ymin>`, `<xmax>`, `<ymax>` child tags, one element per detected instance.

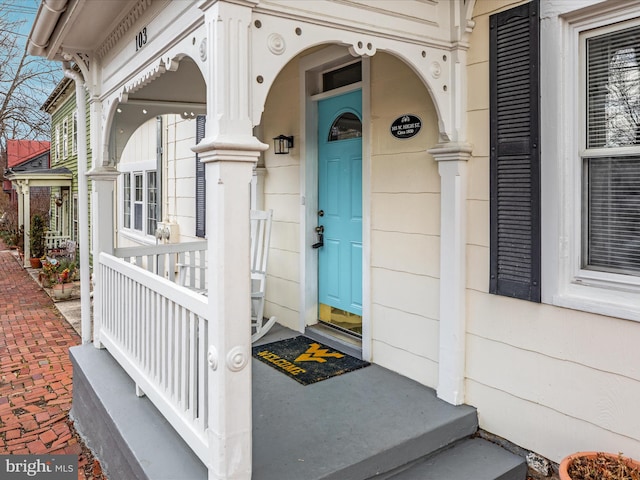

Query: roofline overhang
<box><xmin>28</xmin><ymin>0</ymin><xmax>70</xmax><ymax>58</ymax></box>
<box><xmin>42</xmin><ymin>76</ymin><xmax>74</xmax><ymax>112</ymax></box>
<box><xmin>5</xmin><ymin>171</ymin><xmax>73</xmax><ymax>187</ymax></box>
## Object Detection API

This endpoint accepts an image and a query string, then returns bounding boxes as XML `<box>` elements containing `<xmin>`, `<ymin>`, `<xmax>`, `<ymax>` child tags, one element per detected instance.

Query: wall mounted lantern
<box><xmin>273</xmin><ymin>135</ymin><xmax>294</xmax><ymax>154</ymax></box>
<box><xmin>54</xmin><ymin>195</ymin><xmax>64</xmax><ymax>207</ymax></box>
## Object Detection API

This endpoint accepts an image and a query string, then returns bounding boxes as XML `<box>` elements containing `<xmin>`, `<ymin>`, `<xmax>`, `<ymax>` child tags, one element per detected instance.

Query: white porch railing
<box><xmin>45</xmin><ymin>232</ymin><xmax>71</xmax><ymax>251</ymax></box>
<box><xmin>97</xmin><ymin>249</ymin><xmax>211</xmax><ymax>464</ymax></box>
<box><xmin>114</xmin><ymin>241</ymin><xmax>208</xmax><ymax>291</ymax></box>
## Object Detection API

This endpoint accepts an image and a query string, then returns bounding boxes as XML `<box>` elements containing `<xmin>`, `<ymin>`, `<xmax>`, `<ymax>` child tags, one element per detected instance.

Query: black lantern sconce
<box><xmin>54</xmin><ymin>195</ymin><xmax>63</xmax><ymax>207</ymax></box>
<box><xmin>273</xmin><ymin>135</ymin><xmax>294</xmax><ymax>155</ymax></box>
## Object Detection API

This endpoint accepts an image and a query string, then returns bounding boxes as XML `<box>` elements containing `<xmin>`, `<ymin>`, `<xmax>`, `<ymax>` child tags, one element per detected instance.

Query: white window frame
<box><xmin>119</xmin><ymin>159</ymin><xmax>158</xmax><ymax>242</ymax></box>
<box><xmin>62</xmin><ymin>118</ymin><xmax>69</xmax><ymax>159</ymax></box>
<box><xmin>542</xmin><ymin>2</ymin><xmax>640</xmax><ymax>321</ymax></box>
<box><xmin>72</xmin><ymin>111</ymin><xmax>78</xmax><ymax>155</ymax></box>
<box><xmin>55</xmin><ymin>125</ymin><xmax>60</xmax><ymax>163</ymax></box>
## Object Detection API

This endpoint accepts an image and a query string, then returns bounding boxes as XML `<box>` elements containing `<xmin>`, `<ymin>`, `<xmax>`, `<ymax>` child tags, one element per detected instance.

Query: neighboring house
<box><xmin>26</xmin><ymin>0</ymin><xmax>640</xmax><ymax>478</ymax></box>
<box><xmin>4</xmin><ymin>139</ymin><xmax>73</xmax><ymax>264</ymax></box>
<box><xmin>41</xmin><ymin>73</ymin><xmax>92</xmax><ymax>249</ymax></box>
<box><xmin>3</xmin><ymin>139</ymin><xmax>51</xmax><ymax>203</ymax></box>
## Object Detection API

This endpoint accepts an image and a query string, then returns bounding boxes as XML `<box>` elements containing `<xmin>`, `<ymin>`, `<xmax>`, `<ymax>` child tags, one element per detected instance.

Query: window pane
<box><xmin>134</xmin><ymin>204</ymin><xmax>142</xmax><ymax>231</ymax></box>
<box><xmin>73</xmin><ymin>196</ymin><xmax>78</xmax><ymax>241</ymax></box>
<box><xmin>328</xmin><ymin>112</ymin><xmax>362</xmax><ymax>141</ymax></box>
<box><xmin>73</xmin><ymin>112</ymin><xmax>78</xmax><ymax>154</ymax></box>
<box><xmin>124</xmin><ymin>173</ymin><xmax>131</xmax><ymax>229</ymax></box>
<box><xmin>135</xmin><ymin>174</ymin><xmax>143</xmax><ymax>201</ymax></box>
<box><xmin>323</xmin><ymin>62</ymin><xmax>361</xmax><ymax>92</ymax></box>
<box><xmin>587</xmin><ymin>25</ymin><xmax>640</xmax><ymax>148</ymax></box>
<box><xmin>584</xmin><ymin>156</ymin><xmax>640</xmax><ymax>274</ymax></box>
<box><xmin>147</xmin><ymin>171</ymin><xmax>158</xmax><ymax>235</ymax></box>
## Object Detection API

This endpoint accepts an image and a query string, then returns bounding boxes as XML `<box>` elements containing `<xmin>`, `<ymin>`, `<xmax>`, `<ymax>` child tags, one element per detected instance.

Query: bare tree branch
<box><xmin>0</xmin><ymin>4</ymin><xmax>61</xmax><ymax>155</ymax></box>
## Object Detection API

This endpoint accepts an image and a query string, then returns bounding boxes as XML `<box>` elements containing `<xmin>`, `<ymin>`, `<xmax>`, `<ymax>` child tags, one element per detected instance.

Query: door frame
<box><xmin>298</xmin><ymin>46</ymin><xmax>372</xmax><ymax>361</ymax></box>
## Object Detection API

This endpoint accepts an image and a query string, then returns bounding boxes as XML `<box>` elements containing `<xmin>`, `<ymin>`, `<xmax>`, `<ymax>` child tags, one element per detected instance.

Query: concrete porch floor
<box><xmin>70</xmin><ymin>324</ymin><xmax>525</xmax><ymax>480</ymax></box>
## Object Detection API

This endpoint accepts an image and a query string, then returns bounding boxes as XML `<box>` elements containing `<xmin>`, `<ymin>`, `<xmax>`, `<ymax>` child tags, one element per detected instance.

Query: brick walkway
<box><xmin>0</xmin><ymin>243</ymin><xmax>104</xmax><ymax>479</ymax></box>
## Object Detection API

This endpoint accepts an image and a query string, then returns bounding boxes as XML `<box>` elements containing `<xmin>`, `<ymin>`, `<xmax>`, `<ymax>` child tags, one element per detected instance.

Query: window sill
<box><xmin>119</xmin><ymin>229</ymin><xmax>157</xmax><ymax>245</ymax></box>
<box><xmin>552</xmin><ymin>282</ymin><xmax>640</xmax><ymax>322</ymax></box>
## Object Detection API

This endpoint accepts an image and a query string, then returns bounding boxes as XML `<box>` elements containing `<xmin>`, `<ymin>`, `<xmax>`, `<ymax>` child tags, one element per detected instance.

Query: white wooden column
<box><xmin>13</xmin><ymin>182</ymin><xmax>26</xmax><ymax>265</ymax></box>
<box><xmin>428</xmin><ymin>142</ymin><xmax>472</xmax><ymax>406</ymax></box>
<box><xmin>197</xmin><ymin>1</ymin><xmax>268</xmax><ymax>478</ymax></box>
<box><xmin>22</xmin><ymin>183</ymin><xmax>31</xmax><ymax>267</ymax></box>
<box><xmin>87</xmin><ymin>166</ymin><xmax>119</xmax><ymax>349</ymax></box>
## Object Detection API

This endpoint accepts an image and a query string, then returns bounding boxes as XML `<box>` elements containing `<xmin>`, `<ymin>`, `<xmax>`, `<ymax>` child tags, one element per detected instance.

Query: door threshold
<box><xmin>304</xmin><ymin>323</ymin><xmax>363</xmax><ymax>360</ymax></box>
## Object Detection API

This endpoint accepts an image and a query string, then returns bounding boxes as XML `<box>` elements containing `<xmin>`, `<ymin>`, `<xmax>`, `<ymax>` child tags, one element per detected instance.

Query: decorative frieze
<box><xmin>97</xmin><ymin>0</ymin><xmax>153</xmax><ymax>59</ymax></box>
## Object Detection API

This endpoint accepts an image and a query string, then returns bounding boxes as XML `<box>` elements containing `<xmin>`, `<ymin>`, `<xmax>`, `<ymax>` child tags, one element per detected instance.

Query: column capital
<box><xmin>87</xmin><ymin>165</ymin><xmax>120</xmax><ymax>181</ymax></box>
<box><xmin>193</xmin><ymin>135</ymin><xmax>268</xmax><ymax>164</ymax></box>
<box><xmin>199</xmin><ymin>0</ymin><xmax>259</xmax><ymax>10</ymax></box>
<box><xmin>428</xmin><ymin>142</ymin><xmax>473</xmax><ymax>162</ymax></box>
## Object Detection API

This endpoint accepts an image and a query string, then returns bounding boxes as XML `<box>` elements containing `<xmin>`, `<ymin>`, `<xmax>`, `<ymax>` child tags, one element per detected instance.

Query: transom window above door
<box><xmin>322</xmin><ymin>62</ymin><xmax>361</xmax><ymax>92</ymax></box>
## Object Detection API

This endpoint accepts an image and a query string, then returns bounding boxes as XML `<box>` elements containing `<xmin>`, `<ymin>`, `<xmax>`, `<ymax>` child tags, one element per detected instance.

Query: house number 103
<box><xmin>135</xmin><ymin>27</ymin><xmax>147</xmax><ymax>52</ymax></box>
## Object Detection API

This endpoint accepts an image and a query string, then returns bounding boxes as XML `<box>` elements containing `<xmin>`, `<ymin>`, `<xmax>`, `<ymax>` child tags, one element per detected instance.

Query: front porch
<box><xmin>71</xmin><ymin>322</ymin><xmax>525</xmax><ymax>480</ymax></box>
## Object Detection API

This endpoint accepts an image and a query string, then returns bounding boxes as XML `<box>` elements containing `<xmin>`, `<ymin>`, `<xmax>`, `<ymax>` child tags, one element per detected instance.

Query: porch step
<box><xmin>386</xmin><ymin>437</ymin><xmax>527</xmax><ymax>480</ymax></box>
<box><xmin>69</xmin><ymin>344</ymin><xmax>206</xmax><ymax>480</ymax></box>
<box><xmin>69</xmin><ymin>327</ymin><xmax>525</xmax><ymax>480</ymax></box>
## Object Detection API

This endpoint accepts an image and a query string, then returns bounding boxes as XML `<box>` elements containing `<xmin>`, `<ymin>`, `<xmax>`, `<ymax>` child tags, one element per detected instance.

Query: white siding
<box><xmin>465</xmin><ymin>0</ymin><xmax>640</xmax><ymax>463</ymax></box>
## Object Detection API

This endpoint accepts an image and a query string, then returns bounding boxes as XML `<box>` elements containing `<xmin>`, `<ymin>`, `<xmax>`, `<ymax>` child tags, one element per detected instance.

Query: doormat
<box><xmin>252</xmin><ymin>336</ymin><xmax>369</xmax><ymax>385</ymax></box>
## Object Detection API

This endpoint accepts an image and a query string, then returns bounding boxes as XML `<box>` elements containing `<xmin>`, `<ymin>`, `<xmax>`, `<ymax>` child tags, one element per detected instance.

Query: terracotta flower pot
<box><xmin>29</xmin><ymin>257</ymin><xmax>42</xmax><ymax>269</ymax></box>
<box><xmin>559</xmin><ymin>451</ymin><xmax>640</xmax><ymax>480</ymax></box>
<box><xmin>38</xmin><ymin>272</ymin><xmax>52</xmax><ymax>288</ymax></box>
<box><xmin>52</xmin><ymin>283</ymin><xmax>72</xmax><ymax>300</ymax></box>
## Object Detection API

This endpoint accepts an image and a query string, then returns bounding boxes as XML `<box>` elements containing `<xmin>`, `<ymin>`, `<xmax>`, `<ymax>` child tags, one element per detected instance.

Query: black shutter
<box><xmin>489</xmin><ymin>0</ymin><xmax>540</xmax><ymax>302</ymax></box>
<box><xmin>195</xmin><ymin>115</ymin><xmax>207</xmax><ymax>238</ymax></box>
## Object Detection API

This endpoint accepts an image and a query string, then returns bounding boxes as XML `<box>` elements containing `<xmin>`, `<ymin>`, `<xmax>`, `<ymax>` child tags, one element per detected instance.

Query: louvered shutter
<box><xmin>195</xmin><ymin>115</ymin><xmax>206</xmax><ymax>238</ymax></box>
<box><xmin>489</xmin><ymin>0</ymin><xmax>541</xmax><ymax>302</ymax></box>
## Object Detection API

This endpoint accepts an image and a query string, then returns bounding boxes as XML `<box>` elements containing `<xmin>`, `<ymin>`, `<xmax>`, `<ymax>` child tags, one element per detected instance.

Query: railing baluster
<box><xmin>188</xmin><ymin>312</ymin><xmax>196</xmax><ymax>420</ymax></box>
<box><xmin>180</xmin><ymin>307</ymin><xmax>188</xmax><ymax>411</ymax></box>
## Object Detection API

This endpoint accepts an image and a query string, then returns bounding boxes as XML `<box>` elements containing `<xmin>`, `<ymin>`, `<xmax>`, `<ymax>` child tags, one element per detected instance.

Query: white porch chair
<box><xmin>177</xmin><ymin>209</ymin><xmax>277</xmax><ymax>342</ymax></box>
<box><xmin>250</xmin><ymin>209</ymin><xmax>277</xmax><ymax>342</ymax></box>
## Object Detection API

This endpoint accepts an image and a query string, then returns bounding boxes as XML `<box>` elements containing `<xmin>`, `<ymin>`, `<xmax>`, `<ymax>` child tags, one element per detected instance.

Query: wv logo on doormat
<box><xmin>294</xmin><ymin>343</ymin><xmax>345</xmax><ymax>363</ymax></box>
<box><xmin>252</xmin><ymin>336</ymin><xmax>369</xmax><ymax>385</ymax></box>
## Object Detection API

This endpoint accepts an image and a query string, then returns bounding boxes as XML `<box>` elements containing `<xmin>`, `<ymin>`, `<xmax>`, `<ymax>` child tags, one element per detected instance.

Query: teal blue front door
<box><xmin>318</xmin><ymin>90</ymin><xmax>363</xmax><ymax>321</ymax></box>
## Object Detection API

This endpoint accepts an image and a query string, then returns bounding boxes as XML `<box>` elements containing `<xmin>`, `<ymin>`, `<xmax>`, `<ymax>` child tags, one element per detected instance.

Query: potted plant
<box><xmin>39</xmin><ymin>257</ymin><xmax>58</xmax><ymax>288</ymax></box>
<box><xmin>29</xmin><ymin>215</ymin><xmax>46</xmax><ymax>268</ymax></box>
<box><xmin>51</xmin><ymin>259</ymin><xmax>78</xmax><ymax>300</ymax></box>
<box><xmin>559</xmin><ymin>452</ymin><xmax>640</xmax><ymax>480</ymax></box>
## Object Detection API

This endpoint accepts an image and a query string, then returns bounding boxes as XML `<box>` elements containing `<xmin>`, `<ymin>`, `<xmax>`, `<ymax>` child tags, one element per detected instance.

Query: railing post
<box><xmin>87</xmin><ymin>165</ymin><xmax>120</xmax><ymax>348</ymax></box>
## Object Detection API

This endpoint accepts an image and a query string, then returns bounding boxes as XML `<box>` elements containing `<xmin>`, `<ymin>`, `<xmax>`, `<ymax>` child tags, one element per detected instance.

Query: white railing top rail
<box><xmin>114</xmin><ymin>240</ymin><xmax>208</xmax><ymax>258</ymax></box>
<box><xmin>114</xmin><ymin>241</ymin><xmax>208</xmax><ymax>288</ymax></box>
<box><xmin>100</xmin><ymin>252</ymin><xmax>209</xmax><ymax>316</ymax></box>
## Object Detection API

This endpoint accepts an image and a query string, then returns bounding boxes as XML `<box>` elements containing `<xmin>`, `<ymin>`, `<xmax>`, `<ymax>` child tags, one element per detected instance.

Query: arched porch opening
<box><xmin>107</xmin><ymin>56</ymin><xmax>206</xmax><ymax>167</ymax></box>
<box><xmin>258</xmin><ymin>42</ymin><xmax>446</xmax><ymax>381</ymax></box>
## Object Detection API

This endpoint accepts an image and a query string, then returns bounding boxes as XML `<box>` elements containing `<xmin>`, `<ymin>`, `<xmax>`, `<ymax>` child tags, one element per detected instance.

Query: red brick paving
<box><xmin>0</xmin><ymin>241</ymin><xmax>104</xmax><ymax>479</ymax></box>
